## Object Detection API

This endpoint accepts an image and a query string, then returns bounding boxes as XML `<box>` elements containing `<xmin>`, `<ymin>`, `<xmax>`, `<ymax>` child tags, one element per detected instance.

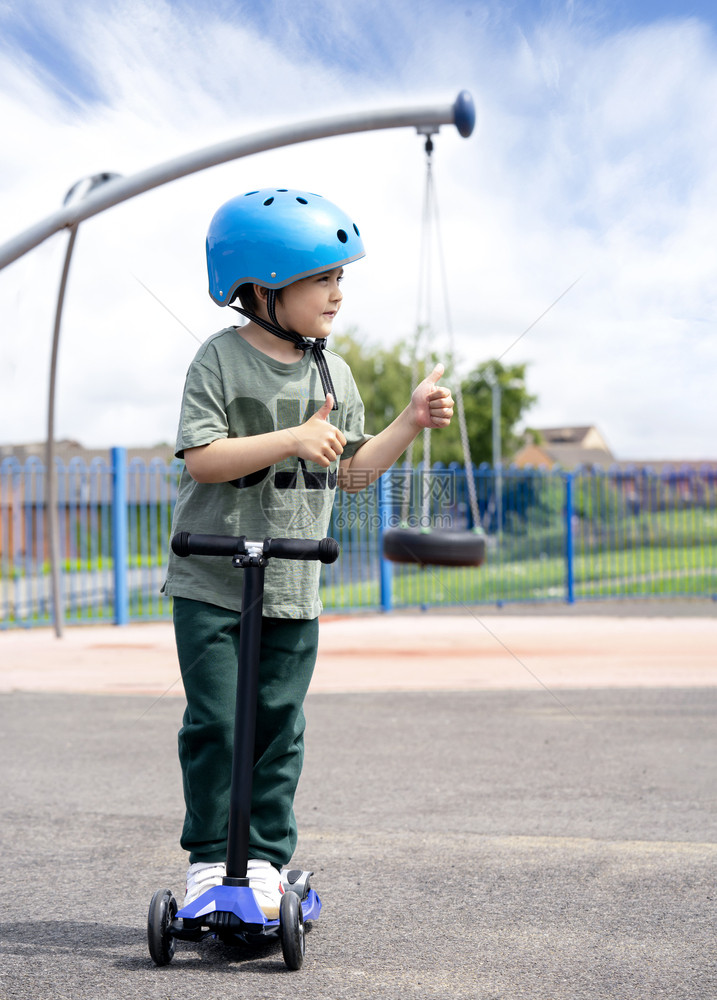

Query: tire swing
<box><xmin>382</xmin><ymin>132</ymin><xmax>486</xmax><ymax>569</ymax></box>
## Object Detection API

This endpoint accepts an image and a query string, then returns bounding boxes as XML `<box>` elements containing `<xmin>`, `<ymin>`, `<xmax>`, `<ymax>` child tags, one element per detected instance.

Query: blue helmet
<box><xmin>206</xmin><ymin>187</ymin><xmax>366</xmax><ymax>305</ymax></box>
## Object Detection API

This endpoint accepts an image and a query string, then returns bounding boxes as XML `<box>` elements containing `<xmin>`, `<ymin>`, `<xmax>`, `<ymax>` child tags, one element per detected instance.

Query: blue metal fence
<box><xmin>1</xmin><ymin>451</ymin><xmax>715</xmax><ymax>628</ymax></box>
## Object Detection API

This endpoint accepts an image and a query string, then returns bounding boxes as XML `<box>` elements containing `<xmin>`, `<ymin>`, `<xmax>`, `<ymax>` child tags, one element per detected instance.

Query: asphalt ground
<box><xmin>0</xmin><ymin>607</ymin><xmax>715</xmax><ymax>999</ymax></box>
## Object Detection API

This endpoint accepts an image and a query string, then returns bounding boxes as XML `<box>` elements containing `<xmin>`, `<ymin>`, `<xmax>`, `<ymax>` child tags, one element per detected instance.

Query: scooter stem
<box><xmin>225</xmin><ymin>557</ymin><xmax>265</xmax><ymax>880</ymax></box>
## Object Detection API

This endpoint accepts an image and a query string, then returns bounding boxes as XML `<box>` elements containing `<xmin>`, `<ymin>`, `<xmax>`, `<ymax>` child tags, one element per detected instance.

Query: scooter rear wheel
<box><xmin>147</xmin><ymin>888</ymin><xmax>177</xmax><ymax>966</ymax></box>
<box><xmin>279</xmin><ymin>889</ymin><xmax>305</xmax><ymax>970</ymax></box>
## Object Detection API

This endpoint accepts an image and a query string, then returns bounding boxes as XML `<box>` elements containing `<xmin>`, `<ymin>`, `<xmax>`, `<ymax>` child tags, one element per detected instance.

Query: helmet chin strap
<box><xmin>230</xmin><ymin>291</ymin><xmax>338</xmax><ymax>410</ymax></box>
<box><xmin>265</xmin><ymin>288</ymin><xmax>282</xmax><ymax>329</ymax></box>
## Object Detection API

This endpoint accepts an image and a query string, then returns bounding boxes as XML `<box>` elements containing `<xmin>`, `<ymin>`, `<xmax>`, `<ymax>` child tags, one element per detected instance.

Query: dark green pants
<box><xmin>173</xmin><ymin>597</ymin><xmax>319</xmax><ymax>867</ymax></box>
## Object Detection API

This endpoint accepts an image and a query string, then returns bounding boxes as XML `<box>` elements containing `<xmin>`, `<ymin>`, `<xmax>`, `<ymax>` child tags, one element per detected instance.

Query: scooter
<box><xmin>147</xmin><ymin>531</ymin><xmax>340</xmax><ymax>971</ymax></box>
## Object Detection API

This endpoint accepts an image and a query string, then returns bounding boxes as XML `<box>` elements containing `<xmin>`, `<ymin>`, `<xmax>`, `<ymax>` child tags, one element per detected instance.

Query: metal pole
<box><xmin>483</xmin><ymin>369</ymin><xmax>503</xmax><ymax>541</ymax></box>
<box><xmin>565</xmin><ymin>473</ymin><xmax>575</xmax><ymax>604</ymax></box>
<box><xmin>492</xmin><ymin>379</ymin><xmax>503</xmax><ymax>543</ymax></box>
<box><xmin>378</xmin><ymin>472</ymin><xmax>394</xmax><ymax>612</ymax></box>
<box><xmin>111</xmin><ymin>446</ymin><xmax>129</xmax><ymax>625</ymax></box>
<box><xmin>0</xmin><ymin>92</ymin><xmax>476</xmax><ymax>271</ymax></box>
<box><xmin>45</xmin><ymin>224</ymin><xmax>78</xmax><ymax>638</ymax></box>
<box><xmin>44</xmin><ymin>174</ymin><xmax>122</xmax><ymax>638</ymax></box>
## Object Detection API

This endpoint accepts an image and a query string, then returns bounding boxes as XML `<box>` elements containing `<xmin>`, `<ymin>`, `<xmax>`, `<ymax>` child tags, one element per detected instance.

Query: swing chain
<box><xmin>403</xmin><ymin>128</ymin><xmax>482</xmax><ymax>533</ymax></box>
<box><xmin>402</xmin><ymin>130</ymin><xmax>436</xmax><ymax>524</ymax></box>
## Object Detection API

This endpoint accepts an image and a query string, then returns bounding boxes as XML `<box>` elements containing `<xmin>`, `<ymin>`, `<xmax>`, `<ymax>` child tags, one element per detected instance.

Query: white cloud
<box><xmin>0</xmin><ymin>1</ymin><xmax>716</xmax><ymax>461</ymax></box>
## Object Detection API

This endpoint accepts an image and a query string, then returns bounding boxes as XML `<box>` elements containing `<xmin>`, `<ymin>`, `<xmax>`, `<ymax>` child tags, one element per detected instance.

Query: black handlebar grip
<box><xmin>318</xmin><ymin>537</ymin><xmax>340</xmax><ymax>564</ymax></box>
<box><xmin>264</xmin><ymin>537</ymin><xmax>340</xmax><ymax>564</ymax></box>
<box><xmin>171</xmin><ymin>532</ymin><xmax>246</xmax><ymax>557</ymax></box>
<box><xmin>171</xmin><ymin>532</ymin><xmax>190</xmax><ymax>557</ymax></box>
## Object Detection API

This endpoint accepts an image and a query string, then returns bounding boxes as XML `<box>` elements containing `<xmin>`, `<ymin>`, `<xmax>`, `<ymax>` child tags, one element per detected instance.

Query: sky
<box><xmin>1</xmin><ymin>0</ymin><xmax>716</xmax><ymax>462</ymax></box>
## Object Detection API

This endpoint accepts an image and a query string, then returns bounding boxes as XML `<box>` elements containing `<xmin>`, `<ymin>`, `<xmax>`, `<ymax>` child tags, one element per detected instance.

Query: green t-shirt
<box><xmin>162</xmin><ymin>327</ymin><xmax>370</xmax><ymax>618</ymax></box>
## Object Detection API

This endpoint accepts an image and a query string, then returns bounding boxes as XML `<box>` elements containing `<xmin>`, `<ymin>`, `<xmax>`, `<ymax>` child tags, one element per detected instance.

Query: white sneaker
<box><xmin>247</xmin><ymin>859</ymin><xmax>284</xmax><ymax>919</ymax></box>
<box><xmin>185</xmin><ymin>861</ymin><xmax>226</xmax><ymax>906</ymax></box>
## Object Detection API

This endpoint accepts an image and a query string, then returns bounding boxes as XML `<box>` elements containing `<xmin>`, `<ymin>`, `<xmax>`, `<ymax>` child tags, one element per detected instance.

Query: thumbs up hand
<box><xmin>314</xmin><ymin>394</ymin><xmax>335</xmax><ymax>422</ymax></box>
<box><xmin>291</xmin><ymin>394</ymin><xmax>347</xmax><ymax>466</ymax></box>
<box><xmin>410</xmin><ymin>363</ymin><xmax>455</xmax><ymax>429</ymax></box>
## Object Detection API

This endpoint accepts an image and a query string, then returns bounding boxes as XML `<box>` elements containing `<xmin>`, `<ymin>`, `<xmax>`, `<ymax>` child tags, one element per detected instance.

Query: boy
<box><xmin>163</xmin><ymin>188</ymin><xmax>454</xmax><ymax>916</ymax></box>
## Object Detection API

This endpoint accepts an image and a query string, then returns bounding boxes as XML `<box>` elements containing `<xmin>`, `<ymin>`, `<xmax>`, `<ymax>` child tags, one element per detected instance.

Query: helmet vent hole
<box><xmin>277</xmin><ymin>188</ymin><xmax>288</xmax><ymax>192</ymax></box>
<box><xmin>337</xmin><ymin>229</ymin><xmax>348</xmax><ymax>244</ymax></box>
<box><xmin>296</xmin><ymin>197</ymin><xmax>308</xmax><ymax>204</ymax></box>
<box><xmin>263</xmin><ymin>197</ymin><xmax>274</xmax><ymax>206</ymax></box>
<box><xmin>353</xmin><ymin>224</ymin><xmax>360</xmax><ymax>236</ymax></box>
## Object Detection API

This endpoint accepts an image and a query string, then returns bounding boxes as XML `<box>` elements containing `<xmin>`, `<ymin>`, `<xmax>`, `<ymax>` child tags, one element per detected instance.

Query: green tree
<box><xmin>333</xmin><ymin>331</ymin><xmax>537</xmax><ymax>469</ymax></box>
<box><xmin>428</xmin><ymin>359</ymin><xmax>538</xmax><ymax>468</ymax></box>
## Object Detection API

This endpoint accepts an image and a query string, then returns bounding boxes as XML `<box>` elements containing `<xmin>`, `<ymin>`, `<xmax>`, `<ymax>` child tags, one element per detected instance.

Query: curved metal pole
<box><xmin>46</xmin><ymin>224</ymin><xmax>78</xmax><ymax>637</ymax></box>
<box><xmin>0</xmin><ymin>92</ymin><xmax>475</xmax><ymax>271</ymax></box>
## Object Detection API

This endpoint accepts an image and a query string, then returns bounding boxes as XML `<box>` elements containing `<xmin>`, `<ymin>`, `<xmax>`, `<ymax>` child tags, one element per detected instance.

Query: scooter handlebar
<box><xmin>171</xmin><ymin>532</ymin><xmax>340</xmax><ymax>564</ymax></box>
<box><xmin>265</xmin><ymin>537</ymin><xmax>340</xmax><ymax>564</ymax></box>
<box><xmin>171</xmin><ymin>532</ymin><xmax>242</xmax><ymax>557</ymax></box>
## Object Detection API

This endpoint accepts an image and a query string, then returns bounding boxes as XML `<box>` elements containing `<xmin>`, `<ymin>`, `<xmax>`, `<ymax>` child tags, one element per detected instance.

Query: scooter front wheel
<box><xmin>147</xmin><ymin>887</ymin><xmax>177</xmax><ymax>966</ymax></box>
<box><xmin>279</xmin><ymin>889</ymin><xmax>305</xmax><ymax>970</ymax></box>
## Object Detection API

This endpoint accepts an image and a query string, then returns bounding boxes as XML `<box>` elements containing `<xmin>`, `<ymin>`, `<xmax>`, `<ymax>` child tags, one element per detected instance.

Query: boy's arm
<box><xmin>185</xmin><ymin>395</ymin><xmax>345</xmax><ymax>483</ymax></box>
<box><xmin>338</xmin><ymin>364</ymin><xmax>454</xmax><ymax>494</ymax></box>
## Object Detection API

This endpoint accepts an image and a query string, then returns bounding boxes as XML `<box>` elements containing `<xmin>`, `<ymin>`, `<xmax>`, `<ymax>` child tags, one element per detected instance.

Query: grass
<box><xmin>320</xmin><ymin>540</ymin><xmax>717</xmax><ymax>610</ymax></box>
